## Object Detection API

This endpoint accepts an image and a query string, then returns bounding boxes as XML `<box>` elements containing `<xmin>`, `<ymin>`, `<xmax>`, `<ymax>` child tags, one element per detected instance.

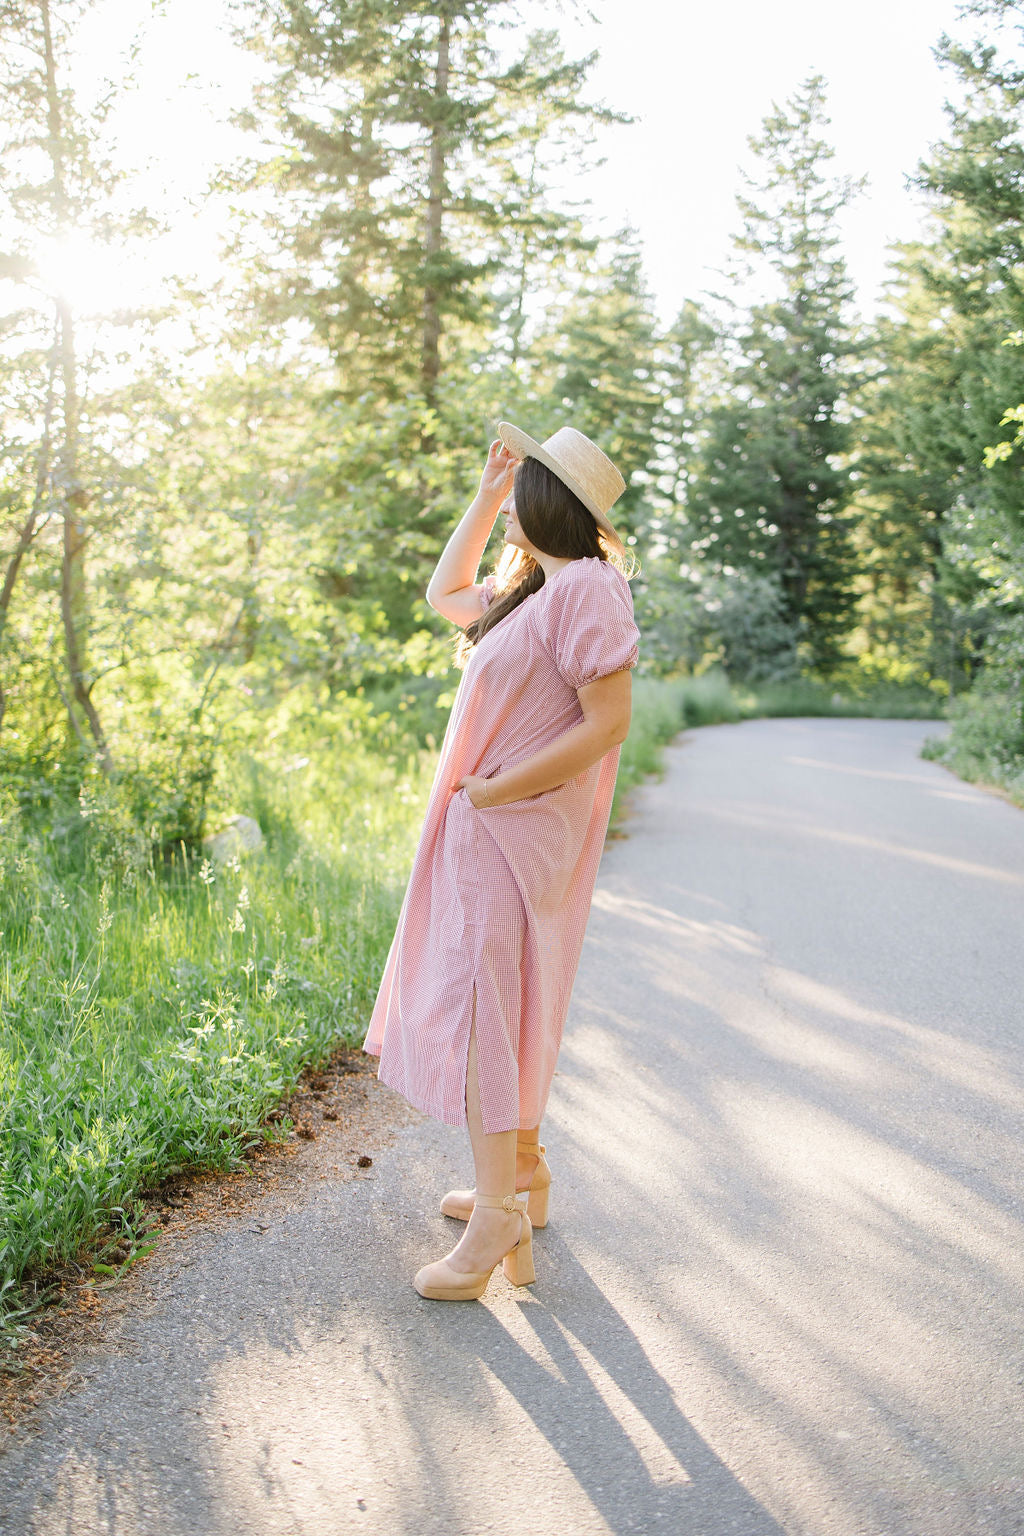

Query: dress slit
<box><xmin>463</xmin><ymin>980</ymin><xmax>477</xmax><ymax>1123</ymax></box>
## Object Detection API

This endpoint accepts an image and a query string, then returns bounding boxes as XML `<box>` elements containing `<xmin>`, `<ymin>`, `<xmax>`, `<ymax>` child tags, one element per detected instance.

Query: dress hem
<box><xmin>366</xmin><ymin>1046</ymin><xmax>532</xmax><ymax>1134</ymax></box>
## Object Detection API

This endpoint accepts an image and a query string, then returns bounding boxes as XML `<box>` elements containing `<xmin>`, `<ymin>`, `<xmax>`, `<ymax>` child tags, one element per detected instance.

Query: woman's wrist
<box><xmin>469</xmin><ymin>490</ymin><xmax>502</xmax><ymax>519</ymax></box>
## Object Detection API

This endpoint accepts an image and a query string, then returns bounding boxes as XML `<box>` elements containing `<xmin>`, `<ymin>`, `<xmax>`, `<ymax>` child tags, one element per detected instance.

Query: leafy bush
<box><xmin>923</xmin><ymin>669</ymin><xmax>1024</xmax><ymax>805</ymax></box>
<box><xmin>699</xmin><ymin>571</ymin><xmax>802</xmax><ymax>684</ymax></box>
<box><xmin>679</xmin><ymin>669</ymin><xmax>744</xmax><ymax>725</ymax></box>
<box><xmin>631</xmin><ymin>562</ymin><xmax>800</xmax><ymax>683</ymax></box>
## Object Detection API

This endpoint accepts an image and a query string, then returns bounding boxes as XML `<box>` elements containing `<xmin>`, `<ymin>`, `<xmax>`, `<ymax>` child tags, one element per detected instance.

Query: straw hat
<box><xmin>497</xmin><ymin>421</ymin><xmax>626</xmax><ymax>544</ymax></box>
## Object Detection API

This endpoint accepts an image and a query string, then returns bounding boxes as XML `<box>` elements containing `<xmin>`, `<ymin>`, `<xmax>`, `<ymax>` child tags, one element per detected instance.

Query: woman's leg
<box><xmin>516</xmin><ymin>1123</ymin><xmax>541</xmax><ymax>1186</ymax></box>
<box><xmin>445</xmin><ymin>1006</ymin><xmax>521</xmax><ymax>1273</ymax></box>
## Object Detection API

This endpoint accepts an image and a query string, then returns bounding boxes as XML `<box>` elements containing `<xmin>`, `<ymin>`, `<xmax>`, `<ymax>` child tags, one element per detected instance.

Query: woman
<box><xmin>363</xmin><ymin>420</ymin><xmax>640</xmax><ymax>1301</ymax></box>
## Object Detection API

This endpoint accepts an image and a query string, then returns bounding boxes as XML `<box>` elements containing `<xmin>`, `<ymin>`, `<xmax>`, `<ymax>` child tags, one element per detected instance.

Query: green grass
<box><xmin>0</xmin><ymin>731</ymin><xmax>433</xmax><ymax>1345</ymax></box>
<box><xmin>748</xmin><ymin>677</ymin><xmax>944</xmax><ymax>720</ymax></box>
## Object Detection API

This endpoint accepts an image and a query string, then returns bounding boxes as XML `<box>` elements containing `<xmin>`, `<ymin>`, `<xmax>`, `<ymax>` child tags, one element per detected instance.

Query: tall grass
<box><xmin>0</xmin><ymin>729</ymin><xmax>433</xmax><ymax>1338</ymax></box>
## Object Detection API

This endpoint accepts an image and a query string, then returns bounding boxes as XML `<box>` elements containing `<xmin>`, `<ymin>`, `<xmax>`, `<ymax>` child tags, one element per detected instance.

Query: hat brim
<box><xmin>497</xmin><ymin>421</ymin><xmax>623</xmax><ymax>545</ymax></box>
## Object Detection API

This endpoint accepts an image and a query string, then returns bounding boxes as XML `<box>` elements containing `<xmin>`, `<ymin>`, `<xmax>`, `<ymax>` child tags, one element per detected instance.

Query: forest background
<box><xmin>1</xmin><ymin>0</ymin><xmax>1022</xmax><ymax>1337</ymax></box>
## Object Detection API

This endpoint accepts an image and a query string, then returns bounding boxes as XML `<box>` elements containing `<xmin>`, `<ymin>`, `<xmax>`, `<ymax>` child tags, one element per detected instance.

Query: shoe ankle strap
<box><xmin>516</xmin><ymin>1140</ymin><xmax>545</xmax><ymax>1157</ymax></box>
<box><xmin>476</xmin><ymin>1193</ymin><xmax>529</xmax><ymax>1214</ymax></box>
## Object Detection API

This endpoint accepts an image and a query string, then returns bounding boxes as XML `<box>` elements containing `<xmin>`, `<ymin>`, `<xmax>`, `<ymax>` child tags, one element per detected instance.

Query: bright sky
<box><xmin>62</xmin><ymin>0</ymin><xmax>966</xmax><ymax>324</ymax></box>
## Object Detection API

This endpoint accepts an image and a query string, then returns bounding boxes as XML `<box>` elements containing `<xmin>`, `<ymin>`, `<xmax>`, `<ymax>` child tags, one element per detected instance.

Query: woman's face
<box><xmin>499</xmin><ymin>490</ymin><xmax>534</xmax><ymax>555</ymax></box>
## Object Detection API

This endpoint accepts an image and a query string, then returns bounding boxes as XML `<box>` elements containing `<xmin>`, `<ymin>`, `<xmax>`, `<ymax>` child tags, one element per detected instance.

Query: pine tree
<box><xmin>918</xmin><ymin>2</ymin><xmax>1024</xmax><ymax>521</ymax></box>
<box><xmin>234</xmin><ymin>0</ymin><xmax>622</xmax><ymax>633</ymax></box>
<box><xmin>921</xmin><ymin>0</ymin><xmax>1024</xmax><ymax>746</ymax></box>
<box><xmin>850</xmin><ymin>251</ymin><xmax>983</xmax><ymax>690</ymax></box>
<box><xmin>684</xmin><ymin>75</ymin><xmax>863</xmax><ymax>673</ymax></box>
<box><xmin>239</xmin><ymin>2</ymin><xmax>614</xmax><ymax>406</ymax></box>
<box><xmin>855</xmin><ymin>0</ymin><xmax>1024</xmax><ymax>691</ymax></box>
<box><xmin>483</xmin><ymin>28</ymin><xmax>618</xmax><ymax>368</ymax></box>
<box><xmin>532</xmin><ymin>231</ymin><xmax>660</xmax><ymax>541</ymax></box>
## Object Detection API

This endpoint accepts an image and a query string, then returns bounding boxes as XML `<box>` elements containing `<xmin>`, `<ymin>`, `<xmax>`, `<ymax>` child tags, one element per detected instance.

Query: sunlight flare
<box><xmin>33</xmin><ymin>233</ymin><xmax>139</xmax><ymax>314</ymax></box>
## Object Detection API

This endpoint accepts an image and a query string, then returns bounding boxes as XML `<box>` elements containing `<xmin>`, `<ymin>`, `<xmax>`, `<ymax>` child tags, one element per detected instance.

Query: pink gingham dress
<box><xmin>362</xmin><ymin>555</ymin><xmax>640</xmax><ymax>1133</ymax></box>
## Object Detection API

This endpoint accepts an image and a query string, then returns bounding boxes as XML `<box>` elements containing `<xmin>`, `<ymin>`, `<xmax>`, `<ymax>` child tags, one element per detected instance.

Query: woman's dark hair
<box><xmin>456</xmin><ymin>457</ymin><xmax>626</xmax><ymax>666</ymax></box>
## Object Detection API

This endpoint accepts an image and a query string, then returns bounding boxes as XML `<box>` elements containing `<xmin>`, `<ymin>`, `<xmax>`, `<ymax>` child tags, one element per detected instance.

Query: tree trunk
<box><xmin>509</xmin><ymin>141</ymin><xmax>540</xmax><ymax>368</ymax></box>
<box><xmin>0</xmin><ymin>336</ymin><xmax>59</xmax><ymax>736</ymax></box>
<box><xmin>240</xmin><ymin>525</ymin><xmax>261</xmax><ymax>663</ymax></box>
<box><xmin>420</xmin><ymin>8</ymin><xmax>451</xmax><ymax>413</ymax></box>
<box><xmin>40</xmin><ymin>0</ymin><xmax>111</xmax><ymax>768</ymax></box>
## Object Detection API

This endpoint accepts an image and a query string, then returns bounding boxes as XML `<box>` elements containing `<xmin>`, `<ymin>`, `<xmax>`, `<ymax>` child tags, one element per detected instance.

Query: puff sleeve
<box><xmin>479</xmin><ymin>573</ymin><xmax>498</xmax><ymax>611</ymax></box>
<box><xmin>546</xmin><ymin>559</ymin><xmax>640</xmax><ymax>691</ymax></box>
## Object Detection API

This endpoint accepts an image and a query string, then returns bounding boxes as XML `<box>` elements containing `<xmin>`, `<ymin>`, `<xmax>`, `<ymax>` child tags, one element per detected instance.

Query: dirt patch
<box><xmin>0</xmin><ymin>1047</ymin><xmax>417</xmax><ymax>1435</ymax></box>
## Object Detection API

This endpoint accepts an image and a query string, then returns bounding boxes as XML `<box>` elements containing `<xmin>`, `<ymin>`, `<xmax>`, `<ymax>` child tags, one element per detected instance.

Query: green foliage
<box><xmin>630</xmin><ymin>556</ymin><xmax>706</xmax><ymax>677</ymax></box>
<box><xmin>811</xmin><ymin>0</ymin><xmax>1024</xmax><ymax>788</ymax></box>
<box><xmin>752</xmin><ymin>677</ymin><xmax>943</xmax><ymax>720</ymax></box>
<box><xmin>239</xmin><ymin>2</ymin><xmax>617</xmax><ymax>399</ymax></box>
<box><xmin>0</xmin><ymin>710</ymin><xmax>434</xmax><ymax>1327</ymax></box>
<box><xmin>696</xmin><ymin>570</ymin><xmax>801</xmax><ymax>685</ymax></box>
<box><xmin>534</xmin><ymin>231</ymin><xmax>661</xmax><ymax>540</ymax></box>
<box><xmin>883</xmin><ymin>0</ymin><xmax>1024</xmax><ymax>773</ymax></box>
<box><xmin>633</xmin><ymin>558</ymin><xmax>800</xmax><ymax>684</ymax></box>
<box><xmin>923</xmin><ymin>671</ymin><xmax>1024</xmax><ymax>804</ymax></box>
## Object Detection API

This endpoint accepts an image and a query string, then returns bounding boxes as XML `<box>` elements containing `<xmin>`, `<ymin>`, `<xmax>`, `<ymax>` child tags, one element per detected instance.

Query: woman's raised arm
<box><xmin>425</xmin><ymin>440</ymin><xmax>516</xmax><ymax>627</ymax></box>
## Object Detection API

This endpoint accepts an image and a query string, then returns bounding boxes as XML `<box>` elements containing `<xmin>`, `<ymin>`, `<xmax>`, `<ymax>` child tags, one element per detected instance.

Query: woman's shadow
<box><xmin>411</xmin><ymin>1223</ymin><xmax>788</xmax><ymax>1536</ymax></box>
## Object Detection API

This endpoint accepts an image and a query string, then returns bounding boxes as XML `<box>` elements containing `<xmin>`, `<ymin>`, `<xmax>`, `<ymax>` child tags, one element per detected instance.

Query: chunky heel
<box><xmin>503</xmin><ymin>1213</ymin><xmax>535</xmax><ymax>1287</ymax></box>
<box><xmin>521</xmin><ymin>1143</ymin><xmax>551</xmax><ymax>1228</ymax></box>
<box><xmin>526</xmin><ymin>1181</ymin><xmax>549</xmax><ymax>1229</ymax></box>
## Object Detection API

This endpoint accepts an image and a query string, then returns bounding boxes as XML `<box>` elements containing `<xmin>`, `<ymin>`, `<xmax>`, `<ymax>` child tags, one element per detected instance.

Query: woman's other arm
<box><xmin>455</xmin><ymin>669</ymin><xmax>632</xmax><ymax>807</ymax></box>
<box><xmin>425</xmin><ymin>440</ymin><xmax>516</xmax><ymax>627</ymax></box>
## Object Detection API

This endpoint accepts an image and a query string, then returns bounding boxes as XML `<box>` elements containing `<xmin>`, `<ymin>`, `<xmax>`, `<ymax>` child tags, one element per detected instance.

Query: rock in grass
<box><xmin>203</xmin><ymin>815</ymin><xmax>264</xmax><ymax>863</ymax></box>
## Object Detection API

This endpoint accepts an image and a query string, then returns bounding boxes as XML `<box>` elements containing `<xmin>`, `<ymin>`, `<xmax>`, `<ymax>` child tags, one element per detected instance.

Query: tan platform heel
<box><xmin>413</xmin><ymin>1194</ymin><xmax>535</xmax><ymax>1300</ymax></box>
<box><xmin>439</xmin><ymin>1140</ymin><xmax>552</xmax><ymax>1228</ymax></box>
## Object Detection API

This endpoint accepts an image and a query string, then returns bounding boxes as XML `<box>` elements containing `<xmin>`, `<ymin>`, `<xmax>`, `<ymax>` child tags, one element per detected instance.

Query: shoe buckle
<box><xmin>502</xmin><ymin>1195</ymin><xmax>518</xmax><ymax>1213</ymax></box>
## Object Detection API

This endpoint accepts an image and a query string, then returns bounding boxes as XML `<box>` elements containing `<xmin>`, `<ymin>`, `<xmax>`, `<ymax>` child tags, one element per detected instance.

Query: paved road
<box><xmin>2</xmin><ymin>718</ymin><xmax>1023</xmax><ymax>1536</ymax></box>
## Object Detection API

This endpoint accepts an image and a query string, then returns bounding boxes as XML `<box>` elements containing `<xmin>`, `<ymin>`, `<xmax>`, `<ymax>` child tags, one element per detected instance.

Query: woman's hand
<box><xmin>478</xmin><ymin>439</ymin><xmax>517</xmax><ymax>504</ymax></box>
<box><xmin>454</xmin><ymin>673</ymin><xmax>632</xmax><ymax>808</ymax></box>
<box><xmin>455</xmin><ymin>773</ymin><xmax>497</xmax><ymax>809</ymax></box>
<box><xmin>423</xmin><ymin>440</ymin><xmax>518</xmax><ymax>628</ymax></box>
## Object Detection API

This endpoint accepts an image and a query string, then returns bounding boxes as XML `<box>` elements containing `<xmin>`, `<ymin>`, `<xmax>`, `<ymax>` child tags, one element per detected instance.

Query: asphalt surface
<box><xmin>2</xmin><ymin>717</ymin><xmax>1023</xmax><ymax>1536</ymax></box>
